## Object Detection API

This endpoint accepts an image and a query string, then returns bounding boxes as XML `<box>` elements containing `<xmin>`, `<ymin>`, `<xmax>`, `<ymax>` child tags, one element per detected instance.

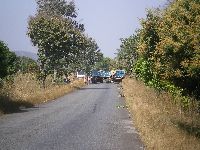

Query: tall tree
<box><xmin>28</xmin><ymin>0</ymin><xmax>100</xmax><ymax>86</ymax></box>
<box><xmin>154</xmin><ymin>0</ymin><xmax>200</xmax><ymax>96</ymax></box>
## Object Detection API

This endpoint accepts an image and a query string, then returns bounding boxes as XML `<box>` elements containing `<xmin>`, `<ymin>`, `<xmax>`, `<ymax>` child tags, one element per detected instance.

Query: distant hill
<box><xmin>14</xmin><ymin>51</ymin><xmax>38</xmax><ymax>61</ymax></box>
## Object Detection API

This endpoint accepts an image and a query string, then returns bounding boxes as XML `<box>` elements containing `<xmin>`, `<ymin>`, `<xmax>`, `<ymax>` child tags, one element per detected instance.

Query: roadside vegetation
<box><xmin>0</xmin><ymin>73</ymin><xmax>84</xmax><ymax>115</ymax></box>
<box><xmin>122</xmin><ymin>77</ymin><xmax>200</xmax><ymax>150</ymax></box>
<box><xmin>0</xmin><ymin>39</ymin><xmax>85</xmax><ymax>115</ymax></box>
<box><xmin>117</xmin><ymin>0</ymin><xmax>200</xmax><ymax>149</ymax></box>
<box><xmin>0</xmin><ymin>0</ymin><xmax>104</xmax><ymax>115</ymax></box>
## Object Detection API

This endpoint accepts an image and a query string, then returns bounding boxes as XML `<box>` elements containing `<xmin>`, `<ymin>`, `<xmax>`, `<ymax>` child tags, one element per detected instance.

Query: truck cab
<box><xmin>113</xmin><ymin>70</ymin><xmax>125</xmax><ymax>82</ymax></box>
<box><xmin>91</xmin><ymin>70</ymin><xmax>103</xmax><ymax>83</ymax></box>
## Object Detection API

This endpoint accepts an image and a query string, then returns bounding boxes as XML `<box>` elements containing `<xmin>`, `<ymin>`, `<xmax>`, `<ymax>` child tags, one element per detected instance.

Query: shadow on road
<box><xmin>79</xmin><ymin>87</ymin><xmax>110</xmax><ymax>90</ymax></box>
<box><xmin>0</xmin><ymin>95</ymin><xmax>34</xmax><ymax>114</ymax></box>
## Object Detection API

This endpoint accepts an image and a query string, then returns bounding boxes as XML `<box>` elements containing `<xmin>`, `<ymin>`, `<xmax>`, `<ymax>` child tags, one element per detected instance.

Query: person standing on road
<box><xmin>84</xmin><ymin>76</ymin><xmax>87</xmax><ymax>84</ymax></box>
<box><xmin>87</xmin><ymin>76</ymin><xmax>91</xmax><ymax>84</ymax></box>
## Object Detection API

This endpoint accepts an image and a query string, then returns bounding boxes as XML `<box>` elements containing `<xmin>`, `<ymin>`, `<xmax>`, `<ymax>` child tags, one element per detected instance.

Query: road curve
<box><xmin>0</xmin><ymin>83</ymin><xmax>144</xmax><ymax>150</ymax></box>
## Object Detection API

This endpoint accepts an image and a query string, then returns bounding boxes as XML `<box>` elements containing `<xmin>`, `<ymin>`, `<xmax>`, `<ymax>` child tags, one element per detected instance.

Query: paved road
<box><xmin>0</xmin><ymin>83</ymin><xmax>144</xmax><ymax>150</ymax></box>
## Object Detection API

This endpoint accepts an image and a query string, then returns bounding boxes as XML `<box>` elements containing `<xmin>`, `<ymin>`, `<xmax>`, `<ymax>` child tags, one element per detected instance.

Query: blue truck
<box><xmin>91</xmin><ymin>70</ymin><xmax>103</xmax><ymax>83</ymax></box>
<box><xmin>113</xmin><ymin>70</ymin><xmax>125</xmax><ymax>82</ymax></box>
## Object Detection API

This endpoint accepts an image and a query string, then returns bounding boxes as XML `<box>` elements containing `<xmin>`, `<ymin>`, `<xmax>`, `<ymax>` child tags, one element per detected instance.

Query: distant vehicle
<box><xmin>101</xmin><ymin>71</ymin><xmax>111</xmax><ymax>83</ymax></box>
<box><xmin>91</xmin><ymin>70</ymin><xmax>103</xmax><ymax>83</ymax></box>
<box><xmin>76</xmin><ymin>70</ymin><xmax>86</xmax><ymax>79</ymax></box>
<box><xmin>113</xmin><ymin>70</ymin><xmax>125</xmax><ymax>82</ymax></box>
<box><xmin>102</xmin><ymin>71</ymin><xmax>111</xmax><ymax>79</ymax></box>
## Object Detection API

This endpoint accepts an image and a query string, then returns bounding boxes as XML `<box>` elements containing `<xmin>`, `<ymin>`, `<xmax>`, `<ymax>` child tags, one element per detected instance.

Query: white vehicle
<box><xmin>76</xmin><ymin>70</ymin><xmax>86</xmax><ymax>79</ymax></box>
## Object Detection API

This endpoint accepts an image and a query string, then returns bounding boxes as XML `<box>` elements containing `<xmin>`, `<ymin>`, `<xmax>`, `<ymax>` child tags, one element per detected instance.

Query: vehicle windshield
<box><xmin>104</xmin><ymin>71</ymin><xmax>110</xmax><ymax>76</ymax></box>
<box><xmin>116</xmin><ymin>70</ymin><xmax>125</xmax><ymax>75</ymax></box>
<box><xmin>91</xmin><ymin>70</ymin><xmax>100</xmax><ymax>76</ymax></box>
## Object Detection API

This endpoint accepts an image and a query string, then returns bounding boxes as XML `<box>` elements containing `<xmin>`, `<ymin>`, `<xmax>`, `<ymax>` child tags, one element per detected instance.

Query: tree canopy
<box><xmin>28</xmin><ymin>0</ymin><xmax>103</xmax><ymax>86</ymax></box>
<box><xmin>0</xmin><ymin>41</ymin><xmax>17</xmax><ymax>78</ymax></box>
<box><xmin>117</xmin><ymin>0</ymin><xmax>200</xmax><ymax>99</ymax></box>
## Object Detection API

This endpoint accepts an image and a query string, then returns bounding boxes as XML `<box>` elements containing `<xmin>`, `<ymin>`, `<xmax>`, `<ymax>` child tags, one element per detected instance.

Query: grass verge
<box><xmin>122</xmin><ymin>77</ymin><xmax>200</xmax><ymax>150</ymax></box>
<box><xmin>0</xmin><ymin>73</ymin><xmax>85</xmax><ymax>115</ymax></box>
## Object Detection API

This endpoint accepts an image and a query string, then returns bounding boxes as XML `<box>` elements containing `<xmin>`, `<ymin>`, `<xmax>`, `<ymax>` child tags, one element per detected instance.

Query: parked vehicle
<box><xmin>91</xmin><ymin>70</ymin><xmax>103</xmax><ymax>83</ymax></box>
<box><xmin>103</xmin><ymin>71</ymin><xmax>111</xmax><ymax>79</ymax></box>
<box><xmin>101</xmin><ymin>71</ymin><xmax>111</xmax><ymax>83</ymax></box>
<box><xmin>113</xmin><ymin>70</ymin><xmax>125</xmax><ymax>82</ymax></box>
<box><xmin>76</xmin><ymin>70</ymin><xmax>86</xmax><ymax>79</ymax></box>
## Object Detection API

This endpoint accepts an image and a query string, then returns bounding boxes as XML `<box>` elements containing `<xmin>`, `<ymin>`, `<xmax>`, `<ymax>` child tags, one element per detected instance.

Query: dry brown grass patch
<box><xmin>122</xmin><ymin>77</ymin><xmax>200</xmax><ymax>150</ymax></box>
<box><xmin>0</xmin><ymin>73</ymin><xmax>85</xmax><ymax>114</ymax></box>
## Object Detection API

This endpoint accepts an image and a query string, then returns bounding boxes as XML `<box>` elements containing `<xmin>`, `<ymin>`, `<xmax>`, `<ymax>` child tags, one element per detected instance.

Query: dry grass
<box><xmin>0</xmin><ymin>73</ymin><xmax>85</xmax><ymax>114</ymax></box>
<box><xmin>122</xmin><ymin>77</ymin><xmax>200</xmax><ymax>150</ymax></box>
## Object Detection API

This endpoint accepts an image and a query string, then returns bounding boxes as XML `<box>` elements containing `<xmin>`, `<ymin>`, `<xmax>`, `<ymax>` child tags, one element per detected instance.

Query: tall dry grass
<box><xmin>122</xmin><ymin>77</ymin><xmax>200</xmax><ymax>150</ymax></box>
<box><xmin>0</xmin><ymin>73</ymin><xmax>84</xmax><ymax>114</ymax></box>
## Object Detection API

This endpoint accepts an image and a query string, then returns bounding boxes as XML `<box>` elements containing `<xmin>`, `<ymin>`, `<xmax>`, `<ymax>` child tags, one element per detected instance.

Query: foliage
<box><xmin>134</xmin><ymin>9</ymin><xmax>162</xmax><ymax>89</ymax></box>
<box><xmin>76</xmin><ymin>37</ymin><xmax>103</xmax><ymax>74</ymax></box>
<box><xmin>36</xmin><ymin>0</ymin><xmax>77</xmax><ymax>18</ymax></box>
<box><xmin>154</xmin><ymin>0</ymin><xmax>200</xmax><ymax>97</ymax></box>
<box><xmin>28</xmin><ymin>0</ymin><xmax>102</xmax><ymax>87</ymax></box>
<box><xmin>134</xmin><ymin>57</ymin><xmax>153</xmax><ymax>84</ymax></box>
<box><xmin>117</xmin><ymin>0</ymin><xmax>200</xmax><ymax>107</ymax></box>
<box><xmin>94</xmin><ymin>57</ymin><xmax>114</xmax><ymax>71</ymax></box>
<box><xmin>117</xmin><ymin>34</ymin><xmax>138</xmax><ymax>73</ymax></box>
<box><xmin>15</xmin><ymin>56</ymin><xmax>39</xmax><ymax>73</ymax></box>
<box><xmin>0</xmin><ymin>41</ymin><xmax>18</xmax><ymax>78</ymax></box>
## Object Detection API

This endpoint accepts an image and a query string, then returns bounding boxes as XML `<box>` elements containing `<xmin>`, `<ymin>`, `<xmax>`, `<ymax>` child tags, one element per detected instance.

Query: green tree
<box><xmin>15</xmin><ymin>56</ymin><xmax>38</xmax><ymax>73</ymax></box>
<box><xmin>28</xmin><ymin>0</ymin><xmax>85</xmax><ymax>87</ymax></box>
<box><xmin>94</xmin><ymin>57</ymin><xmax>113</xmax><ymax>71</ymax></box>
<box><xmin>133</xmin><ymin>9</ymin><xmax>161</xmax><ymax>86</ymax></box>
<box><xmin>118</xmin><ymin>0</ymin><xmax>200</xmax><ymax>99</ymax></box>
<box><xmin>78</xmin><ymin>38</ymin><xmax>103</xmax><ymax>74</ymax></box>
<box><xmin>0</xmin><ymin>41</ymin><xmax>17</xmax><ymax>78</ymax></box>
<box><xmin>28</xmin><ymin>0</ymin><xmax>101</xmax><ymax>86</ymax></box>
<box><xmin>117</xmin><ymin>34</ymin><xmax>139</xmax><ymax>73</ymax></box>
<box><xmin>155</xmin><ymin>0</ymin><xmax>200</xmax><ymax>97</ymax></box>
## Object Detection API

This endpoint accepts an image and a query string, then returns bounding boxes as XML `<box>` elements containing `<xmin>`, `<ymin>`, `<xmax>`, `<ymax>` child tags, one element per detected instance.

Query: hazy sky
<box><xmin>0</xmin><ymin>0</ymin><xmax>166</xmax><ymax>58</ymax></box>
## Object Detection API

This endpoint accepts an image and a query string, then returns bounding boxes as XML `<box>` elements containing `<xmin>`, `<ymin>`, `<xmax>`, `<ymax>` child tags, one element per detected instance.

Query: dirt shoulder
<box><xmin>122</xmin><ymin>77</ymin><xmax>200</xmax><ymax>150</ymax></box>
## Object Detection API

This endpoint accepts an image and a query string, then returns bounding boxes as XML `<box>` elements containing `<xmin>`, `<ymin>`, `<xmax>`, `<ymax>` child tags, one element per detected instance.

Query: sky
<box><xmin>0</xmin><ymin>0</ymin><xmax>166</xmax><ymax>58</ymax></box>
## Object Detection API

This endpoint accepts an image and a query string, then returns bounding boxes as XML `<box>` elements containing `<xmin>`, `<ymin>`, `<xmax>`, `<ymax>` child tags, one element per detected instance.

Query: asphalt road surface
<box><xmin>0</xmin><ymin>83</ymin><xmax>144</xmax><ymax>150</ymax></box>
